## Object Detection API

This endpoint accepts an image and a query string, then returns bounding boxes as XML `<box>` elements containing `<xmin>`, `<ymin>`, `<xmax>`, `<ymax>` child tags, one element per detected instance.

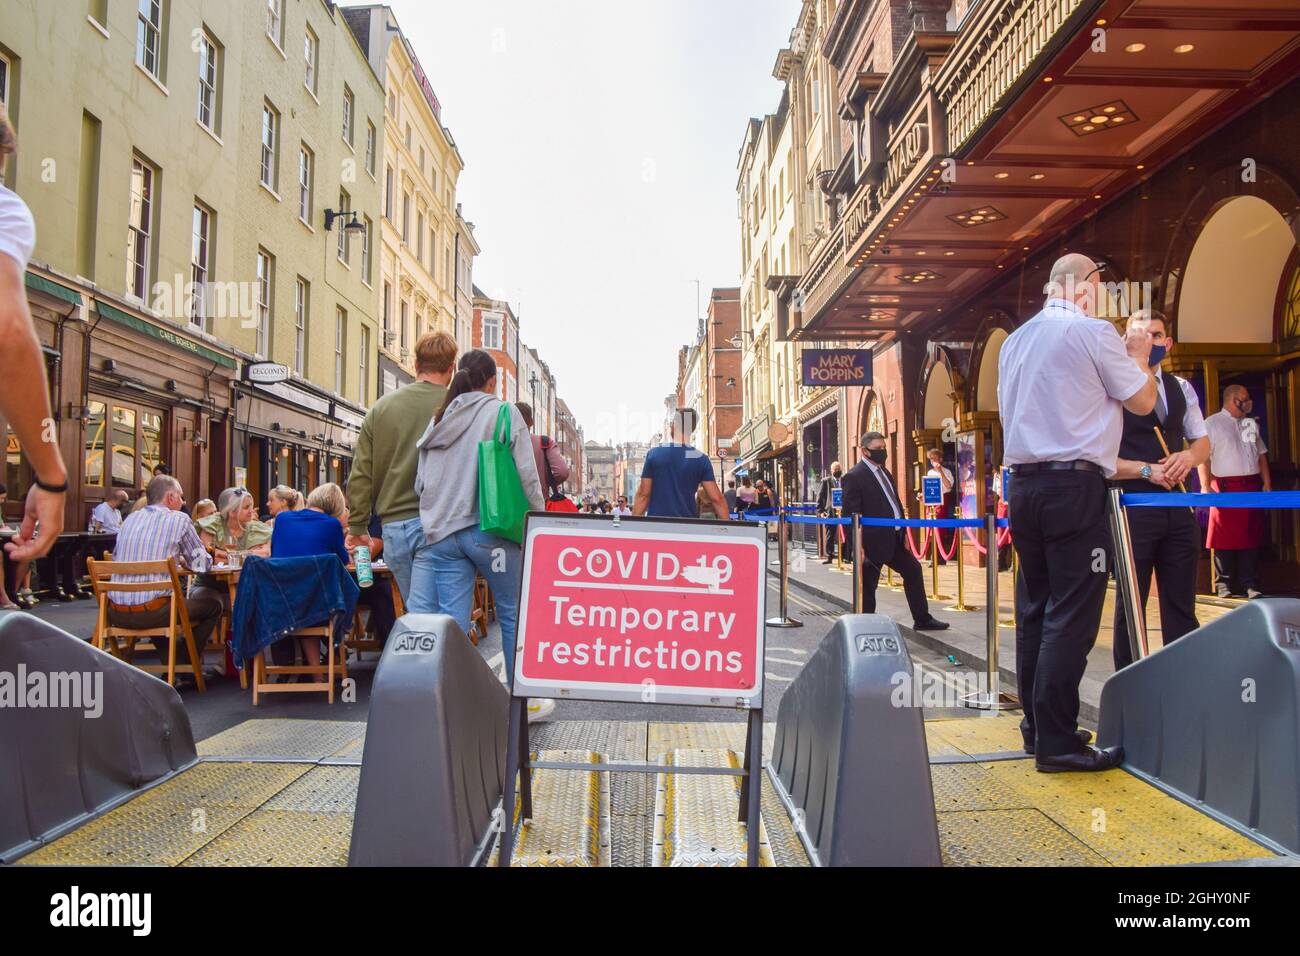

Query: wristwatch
<box><xmin>1139</xmin><ymin>464</ymin><xmax>1153</xmax><ymax>481</ymax></box>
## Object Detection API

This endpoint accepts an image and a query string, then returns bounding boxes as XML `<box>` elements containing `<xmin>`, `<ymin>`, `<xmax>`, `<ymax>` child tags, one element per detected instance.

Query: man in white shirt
<box><xmin>1198</xmin><ymin>384</ymin><xmax>1272</xmax><ymax>599</ymax></box>
<box><xmin>1109</xmin><ymin>310</ymin><xmax>1210</xmax><ymax>669</ymax></box>
<box><xmin>840</xmin><ymin>432</ymin><xmax>948</xmax><ymax>631</ymax></box>
<box><xmin>998</xmin><ymin>253</ymin><xmax>1157</xmax><ymax>772</ymax></box>
<box><xmin>89</xmin><ymin>490</ymin><xmax>129</xmax><ymax>534</ymax></box>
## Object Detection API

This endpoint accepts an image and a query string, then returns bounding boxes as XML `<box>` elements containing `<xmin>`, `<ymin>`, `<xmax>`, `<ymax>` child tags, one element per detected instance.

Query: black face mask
<box><xmin>867</xmin><ymin>449</ymin><xmax>888</xmax><ymax>466</ymax></box>
<box><xmin>832</xmin><ymin>469</ymin><xmax>842</xmax><ymax>478</ymax></box>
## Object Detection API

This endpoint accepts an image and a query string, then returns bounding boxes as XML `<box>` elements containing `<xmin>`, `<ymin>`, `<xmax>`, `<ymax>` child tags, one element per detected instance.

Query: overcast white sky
<box><xmin>385</xmin><ymin>0</ymin><xmax>798</xmax><ymax>444</ymax></box>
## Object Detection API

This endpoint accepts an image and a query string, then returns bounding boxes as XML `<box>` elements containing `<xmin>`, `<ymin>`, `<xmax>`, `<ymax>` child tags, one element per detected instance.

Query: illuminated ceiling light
<box><xmin>1030</xmin><ymin>173</ymin><xmax>1046</xmax><ymax>180</ymax></box>
<box><xmin>997</xmin><ymin>264</ymin><xmax>1004</xmax><ymax>269</ymax></box>
<box><xmin>1073</xmin><ymin>115</ymin><xmax>1086</xmax><ymax>122</ymax></box>
<box><xmin>1044</xmin><ymin>76</ymin><xmax>1053</xmax><ymax>83</ymax></box>
<box><xmin>916</xmin><ymin>250</ymin><xmax>927</xmax><ymax>255</ymax></box>
<box><xmin>944</xmin><ymin>251</ymin><xmax>955</xmax><ymax>256</ymax></box>
<box><xmin>1102</xmin><ymin>105</ymin><xmax>1117</xmax><ymax>113</ymax></box>
<box><xmin>1136</xmin><ymin>164</ymin><xmax>1145</xmax><ymax>170</ymax></box>
<box><xmin>1111</xmin><ymin>116</ymin><xmax>1125</xmax><ymax>123</ymax></box>
<box><xmin>994</xmin><ymin>172</ymin><xmax>1010</xmax><ymax>179</ymax></box>
<box><xmin>1174</xmin><ymin>44</ymin><xmax>1194</xmax><ymax>54</ymax></box>
<box><xmin>1093</xmin><ymin>193</ymin><xmax>1102</xmax><ymax>199</ymax></box>
<box><xmin>1082</xmin><ymin>125</ymin><xmax>1095</xmax><ymax>132</ymax></box>
<box><xmin>1061</xmin><ymin>100</ymin><xmax>1138</xmax><ymax>137</ymax></box>
<box><xmin>966</xmin><ymin>161</ymin><xmax>975</xmax><ymax>166</ymax></box>
<box><xmin>1096</xmin><ymin>18</ymin><xmax>1107</xmax><ymax>25</ymax></box>
<box><xmin>1090</xmin><ymin>115</ymin><xmax>1108</xmax><ymax>124</ymax></box>
<box><xmin>1125</xmin><ymin>42</ymin><xmax>1146</xmax><ymax>53</ymax></box>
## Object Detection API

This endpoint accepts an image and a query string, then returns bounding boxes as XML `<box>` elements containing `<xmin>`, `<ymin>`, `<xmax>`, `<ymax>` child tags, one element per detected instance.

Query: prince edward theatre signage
<box><xmin>844</xmin><ymin>121</ymin><xmax>930</xmax><ymax>254</ymax></box>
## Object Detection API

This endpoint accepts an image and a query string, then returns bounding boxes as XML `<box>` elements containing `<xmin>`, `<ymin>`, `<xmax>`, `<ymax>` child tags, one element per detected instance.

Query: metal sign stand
<box><xmin>962</xmin><ymin>514</ymin><xmax>1019</xmax><ymax>711</ymax></box>
<box><xmin>496</xmin><ymin>512</ymin><xmax>769</xmax><ymax>868</ymax></box>
<box><xmin>1107</xmin><ymin>488</ymin><xmax>1149</xmax><ymax>662</ymax></box>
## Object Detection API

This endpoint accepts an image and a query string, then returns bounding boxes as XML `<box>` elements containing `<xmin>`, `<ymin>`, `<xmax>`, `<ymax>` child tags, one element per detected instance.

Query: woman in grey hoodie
<box><xmin>414</xmin><ymin>350</ymin><xmax>546</xmax><ymax>681</ymax></box>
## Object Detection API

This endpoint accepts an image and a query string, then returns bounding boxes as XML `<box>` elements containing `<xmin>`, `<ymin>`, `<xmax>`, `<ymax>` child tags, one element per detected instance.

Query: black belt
<box><xmin>1011</xmin><ymin>460</ymin><xmax>1102</xmax><ymax>474</ymax></box>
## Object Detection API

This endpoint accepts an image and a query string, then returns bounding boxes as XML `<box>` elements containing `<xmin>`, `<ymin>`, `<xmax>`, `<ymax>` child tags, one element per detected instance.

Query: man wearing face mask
<box><xmin>999</xmin><ymin>253</ymin><xmax>1157</xmax><ymax>773</ymax></box>
<box><xmin>816</xmin><ymin>461</ymin><xmax>844</xmax><ymax>564</ymax></box>
<box><xmin>1199</xmin><ymin>384</ymin><xmax>1272</xmax><ymax>599</ymax></box>
<box><xmin>841</xmin><ymin>434</ymin><xmax>949</xmax><ymax>630</ymax></box>
<box><xmin>1110</xmin><ymin>310</ymin><xmax>1210</xmax><ymax>670</ymax></box>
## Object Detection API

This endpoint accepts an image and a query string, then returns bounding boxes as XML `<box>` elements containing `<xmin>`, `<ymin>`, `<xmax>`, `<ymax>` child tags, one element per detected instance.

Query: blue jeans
<box><xmin>382</xmin><ymin>517</ymin><xmax>438</xmax><ymax>614</ymax></box>
<box><xmin>428</xmin><ymin>526</ymin><xmax>522</xmax><ymax>683</ymax></box>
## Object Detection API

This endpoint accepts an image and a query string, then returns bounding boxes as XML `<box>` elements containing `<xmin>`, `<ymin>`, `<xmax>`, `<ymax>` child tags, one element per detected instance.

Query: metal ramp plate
<box><xmin>653</xmin><ymin>749</ymin><xmax>775</xmax><ymax>867</ymax></box>
<box><xmin>14</xmin><ymin>715</ymin><xmax>1283</xmax><ymax>867</ymax></box>
<box><xmin>488</xmin><ymin>751</ymin><xmax>610</xmax><ymax>867</ymax></box>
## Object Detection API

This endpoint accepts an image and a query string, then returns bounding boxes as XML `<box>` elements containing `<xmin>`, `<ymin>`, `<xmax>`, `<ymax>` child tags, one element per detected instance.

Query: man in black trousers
<box><xmin>1110</xmin><ymin>309</ymin><xmax>1210</xmax><ymax>669</ymax></box>
<box><xmin>999</xmin><ymin>253</ymin><xmax>1157</xmax><ymax>773</ymax></box>
<box><xmin>841</xmin><ymin>433</ymin><xmax>949</xmax><ymax>632</ymax></box>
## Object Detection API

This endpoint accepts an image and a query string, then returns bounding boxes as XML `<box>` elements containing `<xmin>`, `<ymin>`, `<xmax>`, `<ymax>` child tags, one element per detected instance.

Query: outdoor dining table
<box><xmin>203</xmin><ymin>560</ymin><xmax>406</xmax><ymax>617</ymax></box>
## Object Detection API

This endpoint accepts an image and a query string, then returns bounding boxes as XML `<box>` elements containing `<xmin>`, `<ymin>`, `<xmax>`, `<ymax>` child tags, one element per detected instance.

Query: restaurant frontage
<box><xmin>790</xmin><ymin>0</ymin><xmax>1300</xmax><ymax>589</ymax></box>
<box><xmin>8</xmin><ymin>268</ymin><xmax>241</xmax><ymax>531</ymax></box>
<box><xmin>231</xmin><ymin>375</ymin><xmax>365</xmax><ymax>511</ymax></box>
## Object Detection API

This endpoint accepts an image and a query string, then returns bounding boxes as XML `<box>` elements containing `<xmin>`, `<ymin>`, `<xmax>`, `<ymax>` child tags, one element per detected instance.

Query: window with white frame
<box><xmin>297</xmin><ymin>145</ymin><xmax>313</xmax><ymax>223</ymax></box>
<box><xmin>399</xmin><ymin>299</ymin><xmax>408</xmax><ymax>353</ymax></box>
<box><xmin>256</xmin><ymin>249</ymin><xmax>273</xmax><ymax>356</ymax></box>
<box><xmin>401</xmin><ymin>191</ymin><xmax>410</xmax><ymax>243</ymax></box>
<box><xmin>260</xmin><ymin>102</ymin><xmax>278</xmax><ymax>190</ymax></box>
<box><xmin>482</xmin><ymin>312</ymin><xmax>502</xmax><ymax>351</ymax></box>
<box><xmin>384</xmin><ymin>165</ymin><xmax>393</xmax><ymax>220</ymax></box>
<box><xmin>197</xmin><ymin>31</ymin><xmax>219</xmax><ymax>132</ymax></box>
<box><xmin>429</xmin><ymin>230</ymin><xmax>437</xmax><ymax>279</ymax></box>
<box><xmin>125</xmin><ymin>157</ymin><xmax>155</xmax><ymax>301</ymax></box>
<box><xmin>342</xmin><ymin>85</ymin><xmax>354</xmax><ymax>146</ymax></box>
<box><xmin>266</xmin><ymin>0</ymin><xmax>283</xmax><ymax>49</ymax></box>
<box><xmin>358</xmin><ymin>326</ymin><xmax>370</xmax><ymax>405</ymax></box>
<box><xmin>336</xmin><ymin>189</ymin><xmax>350</xmax><ymax>264</ymax></box>
<box><xmin>294</xmin><ymin>277</ymin><xmax>308</xmax><ymax>375</ymax></box>
<box><xmin>334</xmin><ymin>308</ymin><xmax>346</xmax><ymax>394</ymax></box>
<box><xmin>190</xmin><ymin>203</ymin><xmax>211</xmax><ymax>328</ymax></box>
<box><xmin>382</xmin><ymin>281</ymin><xmax>391</xmax><ymax>334</ymax></box>
<box><xmin>416</xmin><ymin>211</ymin><xmax>424</xmax><ymax>262</ymax></box>
<box><xmin>303</xmin><ymin>27</ymin><xmax>317</xmax><ymax>95</ymax></box>
<box><xmin>137</xmin><ymin>0</ymin><xmax>162</xmax><ymax>79</ymax></box>
<box><xmin>364</xmin><ymin>121</ymin><xmax>376</xmax><ymax>176</ymax></box>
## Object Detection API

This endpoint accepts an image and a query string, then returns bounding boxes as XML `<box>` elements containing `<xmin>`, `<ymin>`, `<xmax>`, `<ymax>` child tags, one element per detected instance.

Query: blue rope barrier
<box><xmin>739</xmin><ymin>513</ymin><xmax>1010</xmax><ymax>529</ymax></box>
<box><xmin>1121</xmin><ymin>491</ymin><xmax>1300</xmax><ymax>509</ymax></box>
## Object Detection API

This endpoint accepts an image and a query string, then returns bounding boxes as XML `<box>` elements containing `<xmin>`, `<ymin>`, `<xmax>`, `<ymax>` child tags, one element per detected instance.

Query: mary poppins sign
<box><xmin>801</xmin><ymin>349</ymin><xmax>873</xmax><ymax>387</ymax></box>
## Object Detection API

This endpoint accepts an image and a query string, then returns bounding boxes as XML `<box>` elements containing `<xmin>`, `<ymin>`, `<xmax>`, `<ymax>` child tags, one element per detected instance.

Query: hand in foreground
<box><xmin>1159</xmin><ymin>450</ymin><xmax>1195</xmax><ymax>485</ymax></box>
<box><xmin>1145</xmin><ymin>463</ymin><xmax>1175</xmax><ymax>490</ymax></box>
<box><xmin>1124</xmin><ymin>326</ymin><xmax>1153</xmax><ymax>364</ymax></box>
<box><xmin>4</xmin><ymin>485</ymin><xmax>64</xmax><ymax>561</ymax></box>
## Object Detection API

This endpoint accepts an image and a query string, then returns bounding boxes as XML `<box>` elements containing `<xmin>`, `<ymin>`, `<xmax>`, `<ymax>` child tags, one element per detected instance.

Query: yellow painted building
<box><xmin>344</xmin><ymin>4</ymin><xmax>464</xmax><ymax>391</ymax></box>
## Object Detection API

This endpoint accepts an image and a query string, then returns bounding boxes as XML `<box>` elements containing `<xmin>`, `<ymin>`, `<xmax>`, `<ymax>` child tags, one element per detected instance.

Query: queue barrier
<box><xmin>1101</xmin><ymin>490</ymin><xmax>1300</xmax><ymax>852</ymax></box>
<box><xmin>349</xmin><ymin>614</ymin><xmax>509</xmax><ymax>867</ymax></box>
<box><xmin>0</xmin><ymin>611</ymin><xmax>197</xmax><ymax>862</ymax></box>
<box><xmin>769</xmin><ymin>613</ymin><xmax>942</xmax><ymax>866</ymax></box>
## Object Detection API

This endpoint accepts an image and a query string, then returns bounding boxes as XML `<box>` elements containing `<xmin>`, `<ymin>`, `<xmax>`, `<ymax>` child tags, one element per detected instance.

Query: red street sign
<box><xmin>513</xmin><ymin>514</ymin><xmax>767</xmax><ymax>708</ymax></box>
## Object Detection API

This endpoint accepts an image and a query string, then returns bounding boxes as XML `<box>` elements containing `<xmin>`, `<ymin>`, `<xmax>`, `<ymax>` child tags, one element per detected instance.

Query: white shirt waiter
<box><xmin>1204</xmin><ymin>408</ymin><xmax>1266</xmax><ymax>478</ymax></box>
<box><xmin>999</xmin><ymin>298</ymin><xmax>1151</xmax><ymax>476</ymax></box>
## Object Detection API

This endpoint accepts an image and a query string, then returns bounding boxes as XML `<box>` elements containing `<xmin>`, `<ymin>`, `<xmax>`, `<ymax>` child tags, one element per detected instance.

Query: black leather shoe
<box><xmin>822</xmin><ymin>557</ymin><xmax>835</xmax><ymax>564</ymax></box>
<box><xmin>1023</xmin><ymin>728</ymin><xmax>1092</xmax><ymax>755</ymax></box>
<box><xmin>1035</xmin><ymin>745</ymin><xmax>1123</xmax><ymax>773</ymax></box>
<box><xmin>912</xmin><ymin>617</ymin><xmax>950</xmax><ymax>631</ymax></box>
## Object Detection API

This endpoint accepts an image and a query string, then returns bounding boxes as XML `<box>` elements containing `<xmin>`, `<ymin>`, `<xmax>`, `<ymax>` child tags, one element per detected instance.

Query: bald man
<box><xmin>998</xmin><ymin>253</ymin><xmax>1157</xmax><ymax>773</ymax></box>
<box><xmin>1199</xmin><ymin>384</ymin><xmax>1272</xmax><ymax>599</ymax></box>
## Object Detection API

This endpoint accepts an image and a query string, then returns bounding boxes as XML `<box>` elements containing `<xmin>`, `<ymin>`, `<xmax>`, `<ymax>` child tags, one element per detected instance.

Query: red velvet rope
<box><xmin>937</xmin><ymin>527</ymin><xmax>960</xmax><ymax>560</ymax></box>
<box><xmin>904</xmin><ymin>526</ymin><xmax>930</xmax><ymax>559</ymax></box>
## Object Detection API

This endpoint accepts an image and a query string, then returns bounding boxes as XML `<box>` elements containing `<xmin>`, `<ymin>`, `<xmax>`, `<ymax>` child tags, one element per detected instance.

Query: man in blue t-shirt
<box><xmin>633</xmin><ymin>408</ymin><xmax>730</xmax><ymax>520</ymax></box>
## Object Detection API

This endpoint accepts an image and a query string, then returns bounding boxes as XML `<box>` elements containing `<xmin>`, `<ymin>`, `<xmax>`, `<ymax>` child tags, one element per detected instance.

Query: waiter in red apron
<box><xmin>1198</xmin><ymin>384</ymin><xmax>1272</xmax><ymax>599</ymax></box>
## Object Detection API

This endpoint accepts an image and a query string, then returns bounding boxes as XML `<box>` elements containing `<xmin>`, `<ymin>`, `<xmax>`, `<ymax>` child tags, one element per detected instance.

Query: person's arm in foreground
<box><xmin>632</xmin><ymin>477</ymin><xmax>652</xmax><ymax>517</ymax></box>
<box><xmin>346</xmin><ymin>416</ymin><xmax>376</xmax><ymax>549</ymax></box>
<box><xmin>0</xmin><ymin>256</ymin><xmax>66</xmax><ymax>560</ymax></box>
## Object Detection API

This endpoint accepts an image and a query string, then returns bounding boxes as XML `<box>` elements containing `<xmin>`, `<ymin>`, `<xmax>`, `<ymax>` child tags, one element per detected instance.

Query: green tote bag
<box><xmin>478</xmin><ymin>402</ymin><xmax>531</xmax><ymax>543</ymax></box>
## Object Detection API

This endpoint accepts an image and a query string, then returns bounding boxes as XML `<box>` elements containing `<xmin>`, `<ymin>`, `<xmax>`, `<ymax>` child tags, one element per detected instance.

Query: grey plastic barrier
<box><xmin>349</xmin><ymin>614</ymin><xmax>509</xmax><ymax>866</ymax></box>
<box><xmin>1097</xmin><ymin>599</ymin><xmax>1300</xmax><ymax>853</ymax></box>
<box><xmin>770</xmin><ymin>613</ymin><xmax>942</xmax><ymax>866</ymax></box>
<box><xmin>0</xmin><ymin>611</ymin><xmax>196</xmax><ymax>862</ymax></box>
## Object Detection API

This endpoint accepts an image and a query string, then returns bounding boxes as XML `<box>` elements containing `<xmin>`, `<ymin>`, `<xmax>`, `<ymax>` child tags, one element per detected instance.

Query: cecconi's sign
<box><xmin>246</xmin><ymin>362</ymin><xmax>292</xmax><ymax>385</ymax></box>
<box><xmin>513</xmin><ymin>515</ymin><xmax>767</xmax><ymax>707</ymax></box>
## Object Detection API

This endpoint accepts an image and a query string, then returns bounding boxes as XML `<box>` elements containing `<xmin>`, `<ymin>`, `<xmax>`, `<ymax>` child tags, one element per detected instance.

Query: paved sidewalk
<box><xmin>774</xmin><ymin>548</ymin><xmax>1241</xmax><ymax>726</ymax></box>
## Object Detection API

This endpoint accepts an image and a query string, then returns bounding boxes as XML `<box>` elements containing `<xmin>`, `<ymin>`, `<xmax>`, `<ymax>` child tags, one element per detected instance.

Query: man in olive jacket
<box><xmin>346</xmin><ymin>332</ymin><xmax>456</xmax><ymax>612</ymax></box>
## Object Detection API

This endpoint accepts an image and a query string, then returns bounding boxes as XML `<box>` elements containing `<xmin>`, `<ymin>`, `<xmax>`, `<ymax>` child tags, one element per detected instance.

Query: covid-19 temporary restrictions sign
<box><xmin>513</xmin><ymin>513</ymin><xmax>767</xmax><ymax>708</ymax></box>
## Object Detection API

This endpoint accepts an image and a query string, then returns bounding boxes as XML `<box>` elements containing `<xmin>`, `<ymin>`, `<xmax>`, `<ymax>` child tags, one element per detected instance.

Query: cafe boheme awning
<box><xmin>792</xmin><ymin>0</ymin><xmax>1300</xmax><ymax>343</ymax></box>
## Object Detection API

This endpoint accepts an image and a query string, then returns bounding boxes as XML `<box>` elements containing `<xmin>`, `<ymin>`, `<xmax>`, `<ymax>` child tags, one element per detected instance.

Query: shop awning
<box><xmin>794</xmin><ymin>0</ymin><xmax>1300</xmax><ymax>342</ymax></box>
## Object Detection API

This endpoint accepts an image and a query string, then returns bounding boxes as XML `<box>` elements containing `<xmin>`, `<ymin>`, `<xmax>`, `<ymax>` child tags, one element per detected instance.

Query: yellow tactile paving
<box><xmin>654</xmin><ymin>749</ymin><xmax>775</xmax><ymax>867</ymax></box>
<box><xmin>197</xmin><ymin>719</ymin><xmax>366</xmax><ymax>760</ymax></box>
<box><xmin>979</xmin><ymin>760</ymin><xmax>1272</xmax><ymax>866</ymax></box>
<box><xmin>184</xmin><ymin>810</ymin><xmax>353</xmax><ymax>867</ymax></box>
<box><xmin>20</xmin><ymin>763</ymin><xmax>310</xmax><ymax>866</ymax></box>
<box><xmin>490</xmin><ymin>751</ymin><xmax>609</xmax><ymax>867</ymax></box>
<box><xmin>938</xmin><ymin>809</ymin><xmax>1110</xmax><ymax>867</ymax></box>
<box><xmin>924</xmin><ymin>713</ymin><xmax>1028</xmax><ymax>756</ymax></box>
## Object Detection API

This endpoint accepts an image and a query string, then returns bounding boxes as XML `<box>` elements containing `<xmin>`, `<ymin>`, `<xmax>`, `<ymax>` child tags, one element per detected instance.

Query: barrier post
<box><xmin>946</xmin><ymin>525</ymin><xmax>975</xmax><ymax>612</ymax></box>
<box><xmin>962</xmin><ymin>513</ymin><xmax>1018</xmax><ymax>711</ymax></box>
<box><xmin>999</xmin><ymin>547</ymin><xmax>1018</xmax><ymax>629</ymax></box>
<box><xmin>766</xmin><ymin>507</ymin><xmax>802</xmax><ymax>629</ymax></box>
<box><xmin>1107</xmin><ymin>487</ymin><xmax>1148</xmax><ymax>662</ymax></box>
<box><xmin>851</xmin><ymin>519</ymin><xmax>864</xmax><ymax>614</ymax></box>
<box><xmin>835</xmin><ymin>506</ymin><xmax>844</xmax><ymax>572</ymax></box>
<box><xmin>928</xmin><ymin>507</ymin><xmax>951</xmax><ymax>602</ymax></box>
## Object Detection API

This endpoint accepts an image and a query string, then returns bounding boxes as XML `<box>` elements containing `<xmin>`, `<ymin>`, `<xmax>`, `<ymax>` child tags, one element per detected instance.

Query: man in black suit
<box><xmin>815</xmin><ymin>461</ymin><xmax>844</xmax><ymax>564</ymax></box>
<box><xmin>841</xmin><ymin>432</ymin><xmax>949</xmax><ymax>631</ymax></box>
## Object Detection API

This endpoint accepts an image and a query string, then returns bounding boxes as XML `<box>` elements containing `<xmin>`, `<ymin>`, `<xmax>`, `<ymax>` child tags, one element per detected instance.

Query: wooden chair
<box><xmin>86</xmin><ymin>557</ymin><xmax>207</xmax><ymax>692</ymax></box>
<box><xmin>345</xmin><ymin>606</ymin><xmax>382</xmax><ymax>659</ymax></box>
<box><xmin>468</xmin><ymin>575</ymin><xmax>497</xmax><ymax>647</ymax></box>
<box><xmin>251</xmin><ymin>624</ymin><xmax>348</xmax><ymax>705</ymax></box>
